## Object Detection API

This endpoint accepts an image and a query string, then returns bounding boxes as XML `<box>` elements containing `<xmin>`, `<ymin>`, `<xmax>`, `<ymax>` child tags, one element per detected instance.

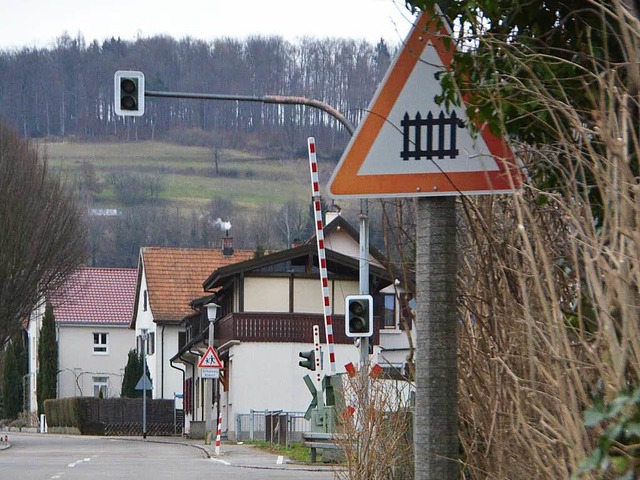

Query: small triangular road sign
<box><xmin>198</xmin><ymin>345</ymin><xmax>223</xmax><ymax>369</ymax></box>
<box><xmin>328</xmin><ymin>9</ymin><xmax>525</xmax><ymax>198</ymax></box>
<box><xmin>135</xmin><ymin>373</ymin><xmax>152</xmax><ymax>391</ymax></box>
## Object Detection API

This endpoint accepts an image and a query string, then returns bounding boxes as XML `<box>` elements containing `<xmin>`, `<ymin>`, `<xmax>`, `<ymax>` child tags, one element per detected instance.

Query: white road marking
<box><xmin>211</xmin><ymin>458</ymin><xmax>231</xmax><ymax>466</ymax></box>
<box><xmin>68</xmin><ymin>458</ymin><xmax>91</xmax><ymax>468</ymax></box>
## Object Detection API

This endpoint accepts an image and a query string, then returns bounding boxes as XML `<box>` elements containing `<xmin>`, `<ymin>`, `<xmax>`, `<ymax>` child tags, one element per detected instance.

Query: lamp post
<box><xmin>204</xmin><ymin>302</ymin><xmax>220</xmax><ymax>445</ymax></box>
<box><xmin>141</xmin><ymin>328</ymin><xmax>147</xmax><ymax>439</ymax></box>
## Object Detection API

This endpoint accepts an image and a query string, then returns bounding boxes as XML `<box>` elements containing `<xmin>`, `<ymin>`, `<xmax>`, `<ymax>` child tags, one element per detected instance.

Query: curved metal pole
<box><xmin>145</xmin><ymin>90</ymin><xmax>355</xmax><ymax>135</ymax></box>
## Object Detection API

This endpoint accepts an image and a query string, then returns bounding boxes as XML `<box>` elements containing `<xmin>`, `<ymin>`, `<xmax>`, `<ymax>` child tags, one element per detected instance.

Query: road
<box><xmin>0</xmin><ymin>432</ymin><xmax>336</xmax><ymax>480</ymax></box>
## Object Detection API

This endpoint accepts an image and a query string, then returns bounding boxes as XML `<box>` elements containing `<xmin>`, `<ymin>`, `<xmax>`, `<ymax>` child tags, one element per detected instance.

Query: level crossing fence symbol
<box><xmin>400</xmin><ymin>110</ymin><xmax>465</xmax><ymax>161</ymax></box>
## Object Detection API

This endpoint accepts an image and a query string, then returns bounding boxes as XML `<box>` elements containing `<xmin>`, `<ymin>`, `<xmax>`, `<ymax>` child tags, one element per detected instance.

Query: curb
<box><xmin>119</xmin><ymin>436</ymin><xmax>339</xmax><ymax>472</ymax></box>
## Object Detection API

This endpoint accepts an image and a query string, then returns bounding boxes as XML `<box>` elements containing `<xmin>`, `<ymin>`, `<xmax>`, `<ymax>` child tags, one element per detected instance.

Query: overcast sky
<box><xmin>0</xmin><ymin>0</ymin><xmax>416</xmax><ymax>50</ymax></box>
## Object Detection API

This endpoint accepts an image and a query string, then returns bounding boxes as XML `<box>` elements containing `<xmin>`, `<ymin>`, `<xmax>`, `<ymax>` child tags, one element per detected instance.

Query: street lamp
<box><xmin>140</xmin><ymin>328</ymin><xmax>148</xmax><ymax>439</ymax></box>
<box><xmin>204</xmin><ymin>302</ymin><xmax>220</xmax><ymax>445</ymax></box>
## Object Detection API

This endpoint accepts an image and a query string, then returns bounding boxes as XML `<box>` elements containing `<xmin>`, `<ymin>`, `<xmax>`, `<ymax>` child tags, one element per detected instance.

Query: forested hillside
<box><xmin>0</xmin><ymin>34</ymin><xmax>392</xmax><ymax>266</ymax></box>
<box><xmin>0</xmin><ymin>34</ymin><xmax>393</xmax><ymax>156</ymax></box>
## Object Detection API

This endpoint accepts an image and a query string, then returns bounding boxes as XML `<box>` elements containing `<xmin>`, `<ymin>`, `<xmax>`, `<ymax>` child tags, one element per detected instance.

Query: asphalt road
<box><xmin>0</xmin><ymin>432</ymin><xmax>336</xmax><ymax>480</ymax></box>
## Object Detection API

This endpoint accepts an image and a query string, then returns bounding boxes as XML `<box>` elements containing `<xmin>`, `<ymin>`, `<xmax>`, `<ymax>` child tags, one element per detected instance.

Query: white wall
<box><xmin>27</xmin><ymin>301</ymin><xmax>45</xmax><ymax>413</ymax></box>
<box><xmin>243</xmin><ymin>277</ymin><xmax>360</xmax><ymax>315</ymax></box>
<box><xmin>243</xmin><ymin>277</ymin><xmax>289</xmax><ymax>312</ymax></box>
<box><xmin>148</xmin><ymin>324</ymin><xmax>184</xmax><ymax>400</ymax></box>
<box><xmin>217</xmin><ymin>341</ymin><xmax>361</xmax><ymax>439</ymax></box>
<box><xmin>324</xmin><ymin>227</ymin><xmax>383</xmax><ymax>268</ymax></box>
<box><xmin>134</xmin><ymin>266</ymin><xmax>186</xmax><ymax>400</ymax></box>
<box><xmin>57</xmin><ymin>325</ymin><xmax>135</xmax><ymax>398</ymax></box>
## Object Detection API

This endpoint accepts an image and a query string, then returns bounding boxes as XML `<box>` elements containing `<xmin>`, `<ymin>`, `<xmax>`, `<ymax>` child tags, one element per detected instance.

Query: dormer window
<box><xmin>383</xmin><ymin>294</ymin><xmax>398</xmax><ymax>329</ymax></box>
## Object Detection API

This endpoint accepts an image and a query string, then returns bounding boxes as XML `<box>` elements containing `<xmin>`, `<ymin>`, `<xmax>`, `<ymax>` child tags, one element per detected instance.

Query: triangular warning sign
<box><xmin>328</xmin><ymin>9</ymin><xmax>525</xmax><ymax>198</ymax></box>
<box><xmin>198</xmin><ymin>345</ymin><xmax>223</xmax><ymax>369</ymax></box>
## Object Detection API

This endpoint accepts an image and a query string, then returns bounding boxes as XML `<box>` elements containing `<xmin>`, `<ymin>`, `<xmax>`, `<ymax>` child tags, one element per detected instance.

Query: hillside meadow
<box><xmin>38</xmin><ymin>140</ymin><xmax>339</xmax><ymax>212</ymax></box>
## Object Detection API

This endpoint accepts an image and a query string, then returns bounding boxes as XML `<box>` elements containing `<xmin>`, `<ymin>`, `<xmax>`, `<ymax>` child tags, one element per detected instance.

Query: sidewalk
<box><xmin>126</xmin><ymin>436</ymin><xmax>339</xmax><ymax>472</ymax></box>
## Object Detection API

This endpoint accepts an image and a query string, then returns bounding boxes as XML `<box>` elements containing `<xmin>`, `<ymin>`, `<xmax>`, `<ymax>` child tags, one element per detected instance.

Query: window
<box><xmin>384</xmin><ymin>295</ymin><xmax>397</xmax><ymax>328</ymax></box>
<box><xmin>93</xmin><ymin>376</ymin><xmax>109</xmax><ymax>398</ymax></box>
<box><xmin>137</xmin><ymin>331</ymin><xmax>154</xmax><ymax>355</ymax></box>
<box><xmin>178</xmin><ymin>331</ymin><xmax>187</xmax><ymax>351</ymax></box>
<box><xmin>143</xmin><ymin>290</ymin><xmax>148</xmax><ymax>311</ymax></box>
<box><xmin>93</xmin><ymin>332</ymin><xmax>108</xmax><ymax>354</ymax></box>
<box><xmin>146</xmin><ymin>331</ymin><xmax>155</xmax><ymax>355</ymax></box>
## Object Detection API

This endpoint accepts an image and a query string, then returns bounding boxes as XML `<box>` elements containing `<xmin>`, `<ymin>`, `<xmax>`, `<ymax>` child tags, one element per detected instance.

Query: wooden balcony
<box><xmin>214</xmin><ymin>312</ymin><xmax>380</xmax><ymax>346</ymax></box>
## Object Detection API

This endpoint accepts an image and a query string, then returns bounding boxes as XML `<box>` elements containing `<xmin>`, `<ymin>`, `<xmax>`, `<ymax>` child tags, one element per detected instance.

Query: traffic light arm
<box><xmin>144</xmin><ymin>90</ymin><xmax>355</xmax><ymax>135</ymax></box>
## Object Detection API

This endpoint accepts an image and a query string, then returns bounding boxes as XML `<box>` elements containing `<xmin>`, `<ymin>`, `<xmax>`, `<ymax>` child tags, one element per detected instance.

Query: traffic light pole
<box><xmin>141</xmin><ymin>329</ymin><xmax>147</xmax><ymax>439</ymax></box>
<box><xmin>359</xmin><ymin>199</ymin><xmax>370</xmax><ymax>367</ymax></box>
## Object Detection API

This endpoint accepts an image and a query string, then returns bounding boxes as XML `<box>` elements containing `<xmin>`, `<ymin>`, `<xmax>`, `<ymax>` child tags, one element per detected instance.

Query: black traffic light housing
<box><xmin>345</xmin><ymin>294</ymin><xmax>374</xmax><ymax>337</ymax></box>
<box><xmin>114</xmin><ymin>70</ymin><xmax>145</xmax><ymax>116</ymax></box>
<box><xmin>299</xmin><ymin>350</ymin><xmax>316</xmax><ymax>370</ymax></box>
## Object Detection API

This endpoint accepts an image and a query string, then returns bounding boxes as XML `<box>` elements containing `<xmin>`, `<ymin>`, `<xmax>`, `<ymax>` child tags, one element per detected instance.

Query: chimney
<box><xmin>222</xmin><ymin>235</ymin><xmax>234</xmax><ymax>257</ymax></box>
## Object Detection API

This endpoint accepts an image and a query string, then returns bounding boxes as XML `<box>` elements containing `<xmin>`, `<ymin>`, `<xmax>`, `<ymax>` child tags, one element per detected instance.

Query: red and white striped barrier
<box><xmin>214</xmin><ymin>413</ymin><xmax>222</xmax><ymax>455</ymax></box>
<box><xmin>307</xmin><ymin>137</ymin><xmax>336</xmax><ymax>374</ymax></box>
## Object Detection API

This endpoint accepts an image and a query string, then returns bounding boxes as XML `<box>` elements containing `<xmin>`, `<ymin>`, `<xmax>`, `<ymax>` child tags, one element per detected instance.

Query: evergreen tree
<box><xmin>37</xmin><ymin>303</ymin><xmax>58</xmax><ymax>415</ymax></box>
<box><xmin>2</xmin><ymin>337</ymin><xmax>25</xmax><ymax>419</ymax></box>
<box><xmin>140</xmin><ymin>351</ymin><xmax>152</xmax><ymax>395</ymax></box>
<box><xmin>120</xmin><ymin>349</ymin><xmax>151</xmax><ymax>398</ymax></box>
<box><xmin>120</xmin><ymin>349</ymin><xmax>142</xmax><ymax>398</ymax></box>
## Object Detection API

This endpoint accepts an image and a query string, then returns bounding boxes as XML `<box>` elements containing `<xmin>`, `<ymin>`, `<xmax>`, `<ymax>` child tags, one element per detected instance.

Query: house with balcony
<box><xmin>130</xmin><ymin>243</ymin><xmax>255</xmax><ymax>401</ymax></box>
<box><xmin>171</xmin><ymin>214</ymin><xmax>413</xmax><ymax>439</ymax></box>
<box><xmin>27</xmin><ymin>267</ymin><xmax>137</xmax><ymax>413</ymax></box>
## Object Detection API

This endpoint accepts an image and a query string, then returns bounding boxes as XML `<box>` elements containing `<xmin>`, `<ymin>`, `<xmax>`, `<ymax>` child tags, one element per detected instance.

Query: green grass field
<box><xmin>40</xmin><ymin>140</ymin><xmax>318</xmax><ymax>211</ymax></box>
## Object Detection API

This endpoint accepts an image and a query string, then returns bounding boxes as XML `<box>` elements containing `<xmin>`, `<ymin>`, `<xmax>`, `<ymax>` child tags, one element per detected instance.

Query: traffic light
<box><xmin>345</xmin><ymin>294</ymin><xmax>373</xmax><ymax>337</ymax></box>
<box><xmin>299</xmin><ymin>350</ymin><xmax>316</xmax><ymax>370</ymax></box>
<box><xmin>114</xmin><ymin>70</ymin><xmax>145</xmax><ymax>116</ymax></box>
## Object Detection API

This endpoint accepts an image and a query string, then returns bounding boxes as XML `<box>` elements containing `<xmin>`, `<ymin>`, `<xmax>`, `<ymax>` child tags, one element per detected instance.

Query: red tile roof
<box><xmin>49</xmin><ymin>267</ymin><xmax>137</xmax><ymax>325</ymax></box>
<box><xmin>140</xmin><ymin>247</ymin><xmax>255</xmax><ymax>324</ymax></box>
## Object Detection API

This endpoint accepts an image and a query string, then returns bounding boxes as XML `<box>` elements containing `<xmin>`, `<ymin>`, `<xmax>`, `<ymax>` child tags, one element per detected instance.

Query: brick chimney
<box><xmin>222</xmin><ymin>235</ymin><xmax>234</xmax><ymax>257</ymax></box>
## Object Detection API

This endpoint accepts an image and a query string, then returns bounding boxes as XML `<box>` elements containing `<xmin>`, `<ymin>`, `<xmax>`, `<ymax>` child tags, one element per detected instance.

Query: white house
<box><xmin>171</xmin><ymin>214</ymin><xmax>414</xmax><ymax>439</ymax></box>
<box><xmin>27</xmin><ymin>267</ymin><xmax>137</xmax><ymax>413</ymax></box>
<box><xmin>130</xmin><ymin>244</ymin><xmax>254</xmax><ymax>401</ymax></box>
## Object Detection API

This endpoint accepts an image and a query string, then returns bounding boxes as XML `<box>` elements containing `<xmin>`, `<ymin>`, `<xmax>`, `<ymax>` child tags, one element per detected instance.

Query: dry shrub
<box><xmin>455</xmin><ymin>2</ymin><xmax>640</xmax><ymax>477</ymax></box>
<box><xmin>335</xmin><ymin>369</ymin><xmax>414</xmax><ymax>480</ymax></box>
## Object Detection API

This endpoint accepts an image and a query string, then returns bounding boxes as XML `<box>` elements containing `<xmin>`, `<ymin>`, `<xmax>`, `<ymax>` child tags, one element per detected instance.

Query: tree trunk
<box><xmin>414</xmin><ymin>196</ymin><xmax>459</xmax><ymax>479</ymax></box>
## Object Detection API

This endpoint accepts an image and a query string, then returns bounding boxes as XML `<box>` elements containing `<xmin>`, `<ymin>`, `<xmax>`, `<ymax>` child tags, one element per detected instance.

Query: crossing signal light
<box><xmin>298</xmin><ymin>350</ymin><xmax>316</xmax><ymax>371</ymax></box>
<box><xmin>345</xmin><ymin>294</ymin><xmax>373</xmax><ymax>337</ymax></box>
<box><xmin>114</xmin><ymin>70</ymin><xmax>145</xmax><ymax>116</ymax></box>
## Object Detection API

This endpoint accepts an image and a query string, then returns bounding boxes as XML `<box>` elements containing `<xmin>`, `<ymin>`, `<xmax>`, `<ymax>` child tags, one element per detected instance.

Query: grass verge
<box><xmin>244</xmin><ymin>440</ymin><xmax>312</xmax><ymax>463</ymax></box>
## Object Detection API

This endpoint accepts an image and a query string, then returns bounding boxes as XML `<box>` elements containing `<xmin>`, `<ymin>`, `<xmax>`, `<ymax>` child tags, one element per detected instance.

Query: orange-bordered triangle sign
<box><xmin>327</xmin><ymin>9</ymin><xmax>525</xmax><ymax>198</ymax></box>
<box><xmin>198</xmin><ymin>345</ymin><xmax>223</xmax><ymax>369</ymax></box>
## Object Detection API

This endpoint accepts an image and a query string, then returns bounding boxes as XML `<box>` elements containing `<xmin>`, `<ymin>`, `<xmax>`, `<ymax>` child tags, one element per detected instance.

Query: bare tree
<box><xmin>276</xmin><ymin>200</ymin><xmax>311</xmax><ymax>248</ymax></box>
<box><xmin>0</xmin><ymin>123</ymin><xmax>87</xmax><ymax>345</ymax></box>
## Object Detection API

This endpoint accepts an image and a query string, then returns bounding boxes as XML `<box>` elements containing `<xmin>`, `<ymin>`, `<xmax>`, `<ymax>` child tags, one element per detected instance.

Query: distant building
<box><xmin>27</xmin><ymin>267</ymin><xmax>137</xmax><ymax>413</ymax></box>
<box><xmin>171</xmin><ymin>214</ymin><xmax>413</xmax><ymax>440</ymax></box>
<box><xmin>130</xmin><ymin>243</ymin><xmax>254</xmax><ymax>401</ymax></box>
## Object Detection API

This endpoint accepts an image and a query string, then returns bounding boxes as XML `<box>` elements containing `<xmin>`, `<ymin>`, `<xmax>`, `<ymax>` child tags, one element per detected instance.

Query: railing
<box><xmin>235</xmin><ymin>410</ymin><xmax>310</xmax><ymax>446</ymax></box>
<box><xmin>215</xmin><ymin>312</ymin><xmax>380</xmax><ymax>346</ymax></box>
